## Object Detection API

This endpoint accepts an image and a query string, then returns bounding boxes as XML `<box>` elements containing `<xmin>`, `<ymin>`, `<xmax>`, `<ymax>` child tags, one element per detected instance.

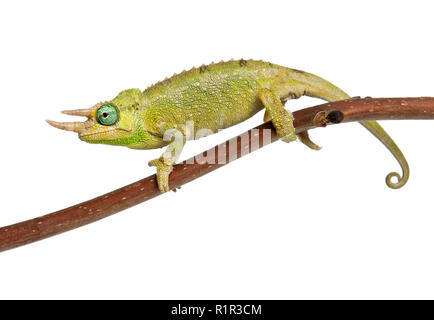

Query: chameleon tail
<box><xmin>297</xmin><ymin>70</ymin><xmax>409</xmax><ymax>188</ymax></box>
<box><xmin>359</xmin><ymin>120</ymin><xmax>409</xmax><ymax>189</ymax></box>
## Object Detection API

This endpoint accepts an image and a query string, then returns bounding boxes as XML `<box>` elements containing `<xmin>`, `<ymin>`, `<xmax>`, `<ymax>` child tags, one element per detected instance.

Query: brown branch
<box><xmin>1</xmin><ymin>97</ymin><xmax>434</xmax><ymax>252</ymax></box>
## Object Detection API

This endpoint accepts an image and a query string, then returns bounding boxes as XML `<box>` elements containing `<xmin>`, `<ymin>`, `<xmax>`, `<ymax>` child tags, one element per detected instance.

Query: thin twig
<box><xmin>1</xmin><ymin>97</ymin><xmax>434</xmax><ymax>252</ymax></box>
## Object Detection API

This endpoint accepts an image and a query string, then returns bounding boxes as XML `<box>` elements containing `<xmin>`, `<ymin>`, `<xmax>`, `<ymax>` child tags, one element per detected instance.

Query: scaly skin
<box><xmin>47</xmin><ymin>59</ymin><xmax>409</xmax><ymax>192</ymax></box>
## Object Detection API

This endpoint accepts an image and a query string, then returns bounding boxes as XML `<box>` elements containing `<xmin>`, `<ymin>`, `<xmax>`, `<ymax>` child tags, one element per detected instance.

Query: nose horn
<box><xmin>46</xmin><ymin>119</ymin><xmax>92</xmax><ymax>133</ymax></box>
<box><xmin>61</xmin><ymin>108</ymin><xmax>94</xmax><ymax>117</ymax></box>
<box><xmin>46</xmin><ymin>107</ymin><xmax>95</xmax><ymax>133</ymax></box>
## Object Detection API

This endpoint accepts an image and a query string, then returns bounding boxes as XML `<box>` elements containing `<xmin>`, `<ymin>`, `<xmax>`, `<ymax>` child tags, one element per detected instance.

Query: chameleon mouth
<box><xmin>78</xmin><ymin>128</ymin><xmax>131</xmax><ymax>138</ymax></box>
<box><xmin>46</xmin><ymin>107</ymin><xmax>95</xmax><ymax>133</ymax></box>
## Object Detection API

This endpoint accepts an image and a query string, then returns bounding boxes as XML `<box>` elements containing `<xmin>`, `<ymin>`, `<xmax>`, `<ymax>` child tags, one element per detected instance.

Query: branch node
<box><xmin>313</xmin><ymin>111</ymin><xmax>328</xmax><ymax>127</ymax></box>
<box><xmin>326</xmin><ymin>110</ymin><xmax>344</xmax><ymax>124</ymax></box>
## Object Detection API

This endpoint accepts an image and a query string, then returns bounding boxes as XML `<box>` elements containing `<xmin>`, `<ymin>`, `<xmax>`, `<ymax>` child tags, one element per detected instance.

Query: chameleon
<box><xmin>47</xmin><ymin>59</ymin><xmax>409</xmax><ymax>192</ymax></box>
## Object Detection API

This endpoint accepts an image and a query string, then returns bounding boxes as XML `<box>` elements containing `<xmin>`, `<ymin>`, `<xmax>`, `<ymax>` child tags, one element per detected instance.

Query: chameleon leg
<box><xmin>263</xmin><ymin>110</ymin><xmax>271</xmax><ymax>122</ymax></box>
<box><xmin>148</xmin><ymin>130</ymin><xmax>186</xmax><ymax>192</ymax></box>
<box><xmin>259</xmin><ymin>88</ymin><xmax>296</xmax><ymax>143</ymax></box>
<box><xmin>264</xmin><ymin>104</ymin><xmax>320</xmax><ymax>150</ymax></box>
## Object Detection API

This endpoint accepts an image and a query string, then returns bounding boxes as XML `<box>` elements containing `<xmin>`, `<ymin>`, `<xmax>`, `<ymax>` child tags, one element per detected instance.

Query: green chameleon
<box><xmin>47</xmin><ymin>59</ymin><xmax>409</xmax><ymax>192</ymax></box>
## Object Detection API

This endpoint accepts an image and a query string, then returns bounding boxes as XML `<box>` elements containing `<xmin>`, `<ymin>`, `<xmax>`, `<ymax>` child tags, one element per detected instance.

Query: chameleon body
<box><xmin>47</xmin><ymin>59</ymin><xmax>409</xmax><ymax>192</ymax></box>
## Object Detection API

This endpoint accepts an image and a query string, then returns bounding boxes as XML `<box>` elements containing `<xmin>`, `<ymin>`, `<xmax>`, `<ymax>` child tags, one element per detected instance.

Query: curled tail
<box><xmin>358</xmin><ymin>121</ymin><xmax>409</xmax><ymax>188</ymax></box>
<box><xmin>295</xmin><ymin>70</ymin><xmax>409</xmax><ymax>189</ymax></box>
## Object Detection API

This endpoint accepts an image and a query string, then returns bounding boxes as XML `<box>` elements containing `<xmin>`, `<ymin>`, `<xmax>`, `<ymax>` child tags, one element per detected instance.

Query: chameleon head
<box><xmin>46</xmin><ymin>88</ymin><xmax>157</xmax><ymax>148</ymax></box>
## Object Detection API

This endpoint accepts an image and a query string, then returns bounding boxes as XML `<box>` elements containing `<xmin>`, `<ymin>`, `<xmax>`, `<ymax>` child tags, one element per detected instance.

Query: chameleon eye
<box><xmin>96</xmin><ymin>104</ymin><xmax>118</xmax><ymax>126</ymax></box>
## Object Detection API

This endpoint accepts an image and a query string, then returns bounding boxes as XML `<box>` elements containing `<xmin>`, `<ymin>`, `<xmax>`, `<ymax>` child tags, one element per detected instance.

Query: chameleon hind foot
<box><xmin>259</xmin><ymin>88</ymin><xmax>296</xmax><ymax>143</ymax></box>
<box><xmin>148</xmin><ymin>157</ymin><xmax>173</xmax><ymax>193</ymax></box>
<box><xmin>265</xmin><ymin>108</ymin><xmax>319</xmax><ymax>149</ymax></box>
<box><xmin>297</xmin><ymin>130</ymin><xmax>321</xmax><ymax>150</ymax></box>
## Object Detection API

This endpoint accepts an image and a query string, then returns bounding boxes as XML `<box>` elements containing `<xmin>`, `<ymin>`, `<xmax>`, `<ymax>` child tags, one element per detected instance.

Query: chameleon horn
<box><xmin>61</xmin><ymin>108</ymin><xmax>94</xmax><ymax>118</ymax></box>
<box><xmin>45</xmin><ymin>119</ymin><xmax>92</xmax><ymax>133</ymax></box>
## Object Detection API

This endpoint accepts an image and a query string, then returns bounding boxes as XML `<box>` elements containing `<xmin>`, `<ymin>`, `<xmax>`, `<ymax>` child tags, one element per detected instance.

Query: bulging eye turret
<box><xmin>96</xmin><ymin>104</ymin><xmax>118</xmax><ymax>126</ymax></box>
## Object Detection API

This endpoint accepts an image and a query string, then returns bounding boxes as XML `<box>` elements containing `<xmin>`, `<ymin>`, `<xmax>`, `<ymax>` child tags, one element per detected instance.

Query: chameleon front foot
<box><xmin>148</xmin><ymin>158</ymin><xmax>174</xmax><ymax>193</ymax></box>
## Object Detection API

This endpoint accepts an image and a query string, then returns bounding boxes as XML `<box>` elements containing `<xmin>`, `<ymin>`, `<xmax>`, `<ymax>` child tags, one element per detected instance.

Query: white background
<box><xmin>0</xmin><ymin>0</ymin><xmax>433</xmax><ymax>299</ymax></box>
